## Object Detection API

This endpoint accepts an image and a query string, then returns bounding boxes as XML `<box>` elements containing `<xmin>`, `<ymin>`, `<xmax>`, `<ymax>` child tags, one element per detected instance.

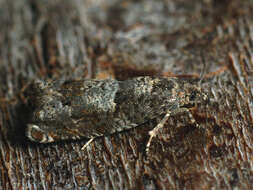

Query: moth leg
<box><xmin>170</xmin><ymin>107</ymin><xmax>199</xmax><ymax>127</ymax></box>
<box><xmin>81</xmin><ymin>138</ymin><xmax>95</xmax><ymax>150</ymax></box>
<box><xmin>146</xmin><ymin>108</ymin><xmax>199</xmax><ymax>153</ymax></box>
<box><xmin>186</xmin><ymin>109</ymin><xmax>199</xmax><ymax>127</ymax></box>
<box><xmin>146</xmin><ymin>111</ymin><xmax>171</xmax><ymax>153</ymax></box>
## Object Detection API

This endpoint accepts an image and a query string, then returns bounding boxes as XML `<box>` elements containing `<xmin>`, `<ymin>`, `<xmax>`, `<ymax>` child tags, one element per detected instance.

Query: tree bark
<box><xmin>0</xmin><ymin>0</ymin><xmax>253</xmax><ymax>189</ymax></box>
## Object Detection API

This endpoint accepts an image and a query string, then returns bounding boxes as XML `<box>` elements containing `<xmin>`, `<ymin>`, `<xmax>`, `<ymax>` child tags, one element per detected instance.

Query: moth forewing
<box><xmin>26</xmin><ymin>77</ymin><xmax>208</xmax><ymax>152</ymax></box>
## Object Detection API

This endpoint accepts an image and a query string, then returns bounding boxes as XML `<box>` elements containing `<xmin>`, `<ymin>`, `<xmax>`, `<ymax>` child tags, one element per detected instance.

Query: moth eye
<box><xmin>48</xmin><ymin>101</ymin><xmax>62</xmax><ymax>109</ymax></box>
<box><xmin>63</xmin><ymin>100</ymin><xmax>71</xmax><ymax>106</ymax></box>
<box><xmin>189</xmin><ymin>91</ymin><xmax>196</xmax><ymax>101</ymax></box>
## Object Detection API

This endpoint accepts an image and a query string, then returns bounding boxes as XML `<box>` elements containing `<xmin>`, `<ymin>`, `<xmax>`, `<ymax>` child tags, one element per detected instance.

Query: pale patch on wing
<box><xmin>26</xmin><ymin>124</ymin><xmax>55</xmax><ymax>143</ymax></box>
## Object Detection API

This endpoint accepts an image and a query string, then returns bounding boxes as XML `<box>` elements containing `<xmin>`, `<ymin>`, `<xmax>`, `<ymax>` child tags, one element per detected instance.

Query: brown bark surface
<box><xmin>0</xmin><ymin>0</ymin><xmax>253</xmax><ymax>189</ymax></box>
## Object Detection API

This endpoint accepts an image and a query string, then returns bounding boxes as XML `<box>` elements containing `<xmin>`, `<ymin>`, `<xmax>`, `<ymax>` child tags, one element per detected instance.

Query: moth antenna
<box><xmin>198</xmin><ymin>51</ymin><xmax>206</xmax><ymax>85</ymax></box>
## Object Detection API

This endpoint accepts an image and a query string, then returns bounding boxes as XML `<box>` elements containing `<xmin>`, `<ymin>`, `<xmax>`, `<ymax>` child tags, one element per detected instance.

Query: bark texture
<box><xmin>0</xmin><ymin>0</ymin><xmax>253</xmax><ymax>189</ymax></box>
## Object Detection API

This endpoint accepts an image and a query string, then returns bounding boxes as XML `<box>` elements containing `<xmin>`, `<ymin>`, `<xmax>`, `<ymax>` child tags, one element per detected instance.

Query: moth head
<box><xmin>179</xmin><ymin>83</ymin><xmax>208</xmax><ymax>109</ymax></box>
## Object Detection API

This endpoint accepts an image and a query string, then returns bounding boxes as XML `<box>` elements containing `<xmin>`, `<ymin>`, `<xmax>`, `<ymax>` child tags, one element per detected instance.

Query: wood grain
<box><xmin>0</xmin><ymin>0</ymin><xmax>253</xmax><ymax>189</ymax></box>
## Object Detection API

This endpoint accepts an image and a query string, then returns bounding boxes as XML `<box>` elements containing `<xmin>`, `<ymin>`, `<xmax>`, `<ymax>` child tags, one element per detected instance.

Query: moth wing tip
<box><xmin>26</xmin><ymin>124</ymin><xmax>54</xmax><ymax>143</ymax></box>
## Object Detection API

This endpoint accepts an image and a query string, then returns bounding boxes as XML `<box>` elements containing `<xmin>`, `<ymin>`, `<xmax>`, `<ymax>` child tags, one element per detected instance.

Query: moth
<box><xmin>26</xmin><ymin>76</ymin><xmax>207</xmax><ymax>152</ymax></box>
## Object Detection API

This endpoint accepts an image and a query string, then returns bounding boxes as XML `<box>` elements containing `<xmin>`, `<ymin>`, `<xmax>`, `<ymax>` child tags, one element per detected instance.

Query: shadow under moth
<box><xmin>26</xmin><ymin>76</ymin><xmax>208</xmax><ymax>152</ymax></box>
